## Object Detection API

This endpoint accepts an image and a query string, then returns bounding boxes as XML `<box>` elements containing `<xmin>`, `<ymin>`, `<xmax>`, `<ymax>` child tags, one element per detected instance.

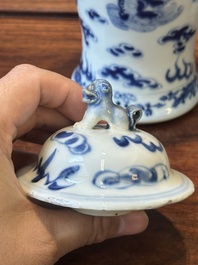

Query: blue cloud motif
<box><xmin>106</xmin><ymin>0</ymin><xmax>183</xmax><ymax>32</ymax></box>
<box><xmin>101</xmin><ymin>64</ymin><xmax>161</xmax><ymax>89</ymax></box>
<box><xmin>87</xmin><ymin>9</ymin><xmax>108</xmax><ymax>24</ymax></box>
<box><xmin>51</xmin><ymin>131</ymin><xmax>91</xmax><ymax>155</ymax></box>
<box><xmin>107</xmin><ymin>43</ymin><xmax>143</xmax><ymax>58</ymax></box>
<box><xmin>93</xmin><ymin>164</ymin><xmax>169</xmax><ymax>189</ymax></box>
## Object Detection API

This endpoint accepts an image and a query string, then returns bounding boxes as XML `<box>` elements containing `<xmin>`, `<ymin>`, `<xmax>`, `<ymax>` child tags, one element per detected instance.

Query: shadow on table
<box><xmin>56</xmin><ymin>210</ymin><xmax>186</xmax><ymax>265</ymax></box>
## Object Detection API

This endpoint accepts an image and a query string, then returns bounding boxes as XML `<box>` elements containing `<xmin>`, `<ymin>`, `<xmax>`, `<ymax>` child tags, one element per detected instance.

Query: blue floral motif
<box><xmin>106</xmin><ymin>0</ymin><xmax>183</xmax><ymax>32</ymax></box>
<box><xmin>107</xmin><ymin>42</ymin><xmax>143</xmax><ymax>58</ymax></box>
<box><xmin>80</xmin><ymin>19</ymin><xmax>97</xmax><ymax>46</ymax></box>
<box><xmin>87</xmin><ymin>9</ymin><xmax>108</xmax><ymax>24</ymax></box>
<box><xmin>93</xmin><ymin>164</ymin><xmax>169</xmax><ymax>189</ymax></box>
<box><xmin>51</xmin><ymin>131</ymin><xmax>91</xmax><ymax>155</ymax></box>
<box><xmin>32</xmin><ymin>149</ymin><xmax>81</xmax><ymax>190</ymax></box>
<box><xmin>101</xmin><ymin>64</ymin><xmax>161</xmax><ymax>89</ymax></box>
<box><xmin>113</xmin><ymin>134</ymin><xmax>163</xmax><ymax>152</ymax></box>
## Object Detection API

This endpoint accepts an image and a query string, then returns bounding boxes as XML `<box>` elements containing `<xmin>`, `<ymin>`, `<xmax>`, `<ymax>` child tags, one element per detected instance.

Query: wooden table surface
<box><xmin>0</xmin><ymin>1</ymin><xmax>197</xmax><ymax>264</ymax></box>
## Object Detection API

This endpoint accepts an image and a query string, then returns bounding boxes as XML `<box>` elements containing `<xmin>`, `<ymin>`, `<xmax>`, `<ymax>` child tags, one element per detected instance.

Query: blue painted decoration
<box><xmin>80</xmin><ymin>19</ymin><xmax>97</xmax><ymax>46</ymax></box>
<box><xmin>73</xmin><ymin>58</ymin><xmax>95</xmax><ymax>88</ymax></box>
<box><xmin>137</xmin><ymin>102</ymin><xmax>165</xmax><ymax>116</ymax></box>
<box><xmin>165</xmin><ymin>59</ymin><xmax>193</xmax><ymax>83</ymax></box>
<box><xmin>159</xmin><ymin>25</ymin><xmax>196</xmax><ymax>82</ymax></box>
<box><xmin>113</xmin><ymin>134</ymin><xmax>163</xmax><ymax>152</ymax></box>
<box><xmin>114</xmin><ymin>91</ymin><xmax>137</xmax><ymax>108</ymax></box>
<box><xmin>47</xmin><ymin>166</ymin><xmax>80</xmax><ymax>190</ymax></box>
<box><xmin>87</xmin><ymin>9</ymin><xmax>108</xmax><ymax>24</ymax></box>
<box><xmin>114</xmin><ymin>76</ymin><xmax>198</xmax><ymax>115</ymax></box>
<box><xmin>93</xmin><ymin>163</ymin><xmax>169</xmax><ymax>189</ymax></box>
<box><xmin>160</xmin><ymin>76</ymin><xmax>198</xmax><ymax>108</ymax></box>
<box><xmin>32</xmin><ymin>149</ymin><xmax>57</xmax><ymax>184</ymax></box>
<box><xmin>159</xmin><ymin>25</ymin><xmax>196</xmax><ymax>54</ymax></box>
<box><xmin>51</xmin><ymin>131</ymin><xmax>91</xmax><ymax>155</ymax></box>
<box><xmin>107</xmin><ymin>43</ymin><xmax>143</xmax><ymax>58</ymax></box>
<box><xmin>107</xmin><ymin>0</ymin><xmax>183</xmax><ymax>32</ymax></box>
<box><xmin>101</xmin><ymin>64</ymin><xmax>161</xmax><ymax>89</ymax></box>
<box><xmin>32</xmin><ymin>149</ymin><xmax>81</xmax><ymax>190</ymax></box>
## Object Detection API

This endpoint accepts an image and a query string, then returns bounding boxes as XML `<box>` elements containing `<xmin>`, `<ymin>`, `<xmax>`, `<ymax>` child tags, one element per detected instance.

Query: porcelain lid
<box><xmin>17</xmin><ymin>79</ymin><xmax>194</xmax><ymax>216</ymax></box>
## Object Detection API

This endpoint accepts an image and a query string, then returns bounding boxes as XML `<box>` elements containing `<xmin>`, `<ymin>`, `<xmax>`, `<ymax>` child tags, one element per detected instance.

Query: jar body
<box><xmin>72</xmin><ymin>0</ymin><xmax>198</xmax><ymax>123</ymax></box>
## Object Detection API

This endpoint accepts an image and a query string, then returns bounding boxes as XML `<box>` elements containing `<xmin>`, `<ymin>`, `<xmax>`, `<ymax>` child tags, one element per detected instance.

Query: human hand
<box><xmin>0</xmin><ymin>65</ymin><xmax>148</xmax><ymax>265</ymax></box>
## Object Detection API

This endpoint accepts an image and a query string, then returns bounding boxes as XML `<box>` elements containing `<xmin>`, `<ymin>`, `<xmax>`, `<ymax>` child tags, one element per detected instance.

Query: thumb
<box><xmin>43</xmin><ymin>208</ymin><xmax>148</xmax><ymax>261</ymax></box>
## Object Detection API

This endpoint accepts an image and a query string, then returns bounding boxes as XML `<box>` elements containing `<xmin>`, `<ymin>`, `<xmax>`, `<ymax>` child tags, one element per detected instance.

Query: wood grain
<box><xmin>0</xmin><ymin>0</ymin><xmax>77</xmax><ymax>13</ymax></box>
<box><xmin>0</xmin><ymin>15</ymin><xmax>81</xmax><ymax>78</ymax></box>
<box><xmin>0</xmin><ymin>2</ymin><xmax>197</xmax><ymax>265</ymax></box>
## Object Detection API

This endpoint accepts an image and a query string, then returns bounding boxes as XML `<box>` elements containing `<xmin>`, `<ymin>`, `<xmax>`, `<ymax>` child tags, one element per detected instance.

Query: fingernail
<box><xmin>118</xmin><ymin>211</ymin><xmax>148</xmax><ymax>236</ymax></box>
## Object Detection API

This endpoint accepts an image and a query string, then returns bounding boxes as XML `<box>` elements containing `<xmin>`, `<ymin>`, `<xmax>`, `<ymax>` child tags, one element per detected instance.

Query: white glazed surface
<box><xmin>72</xmin><ymin>0</ymin><xmax>198</xmax><ymax>123</ymax></box>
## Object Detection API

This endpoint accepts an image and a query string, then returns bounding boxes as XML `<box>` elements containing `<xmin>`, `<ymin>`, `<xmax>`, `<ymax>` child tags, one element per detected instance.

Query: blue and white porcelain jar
<box><xmin>72</xmin><ymin>0</ymin><xmax>198</xmax><ymax>123</ymax></box>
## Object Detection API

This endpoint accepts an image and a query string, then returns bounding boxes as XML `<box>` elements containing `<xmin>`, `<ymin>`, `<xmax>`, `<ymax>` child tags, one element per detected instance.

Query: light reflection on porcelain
<box><xmin>18</xmin><ymin>79</ymin><xmax>194</xmax><ymax>216</ymax></box>
<box><xmin>72</xmin><ymin>0</ymin><xmax>198</xmax><ymax>123</ymax></box>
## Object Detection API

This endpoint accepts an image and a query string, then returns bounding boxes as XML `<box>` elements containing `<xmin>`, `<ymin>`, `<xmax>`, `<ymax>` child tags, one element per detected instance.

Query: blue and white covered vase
<box><xmin>72</xmin><ymin>0</ymin><xmax>198</xmax><ymax>123</ymax></box>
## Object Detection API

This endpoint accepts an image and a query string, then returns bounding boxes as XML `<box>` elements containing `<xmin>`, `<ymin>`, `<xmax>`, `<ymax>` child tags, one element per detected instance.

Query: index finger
<box><xmin>0</xmin><ymin>64</ymin><xmax>86</xmax><ymax>140</ymax></box>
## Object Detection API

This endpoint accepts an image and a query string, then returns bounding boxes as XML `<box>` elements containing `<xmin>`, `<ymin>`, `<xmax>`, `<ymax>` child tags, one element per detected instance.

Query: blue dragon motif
<box><xmin>106</xmin><ymin>0</ymin><xmax>183</xmax><ymax>32</ymax></box>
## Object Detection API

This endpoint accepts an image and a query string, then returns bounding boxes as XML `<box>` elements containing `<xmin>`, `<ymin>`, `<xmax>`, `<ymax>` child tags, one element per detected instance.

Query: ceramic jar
<box><xmin>72</xmin><ymin>0</ymin><xmax>198</xmax><ymax>123</ymax></box>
